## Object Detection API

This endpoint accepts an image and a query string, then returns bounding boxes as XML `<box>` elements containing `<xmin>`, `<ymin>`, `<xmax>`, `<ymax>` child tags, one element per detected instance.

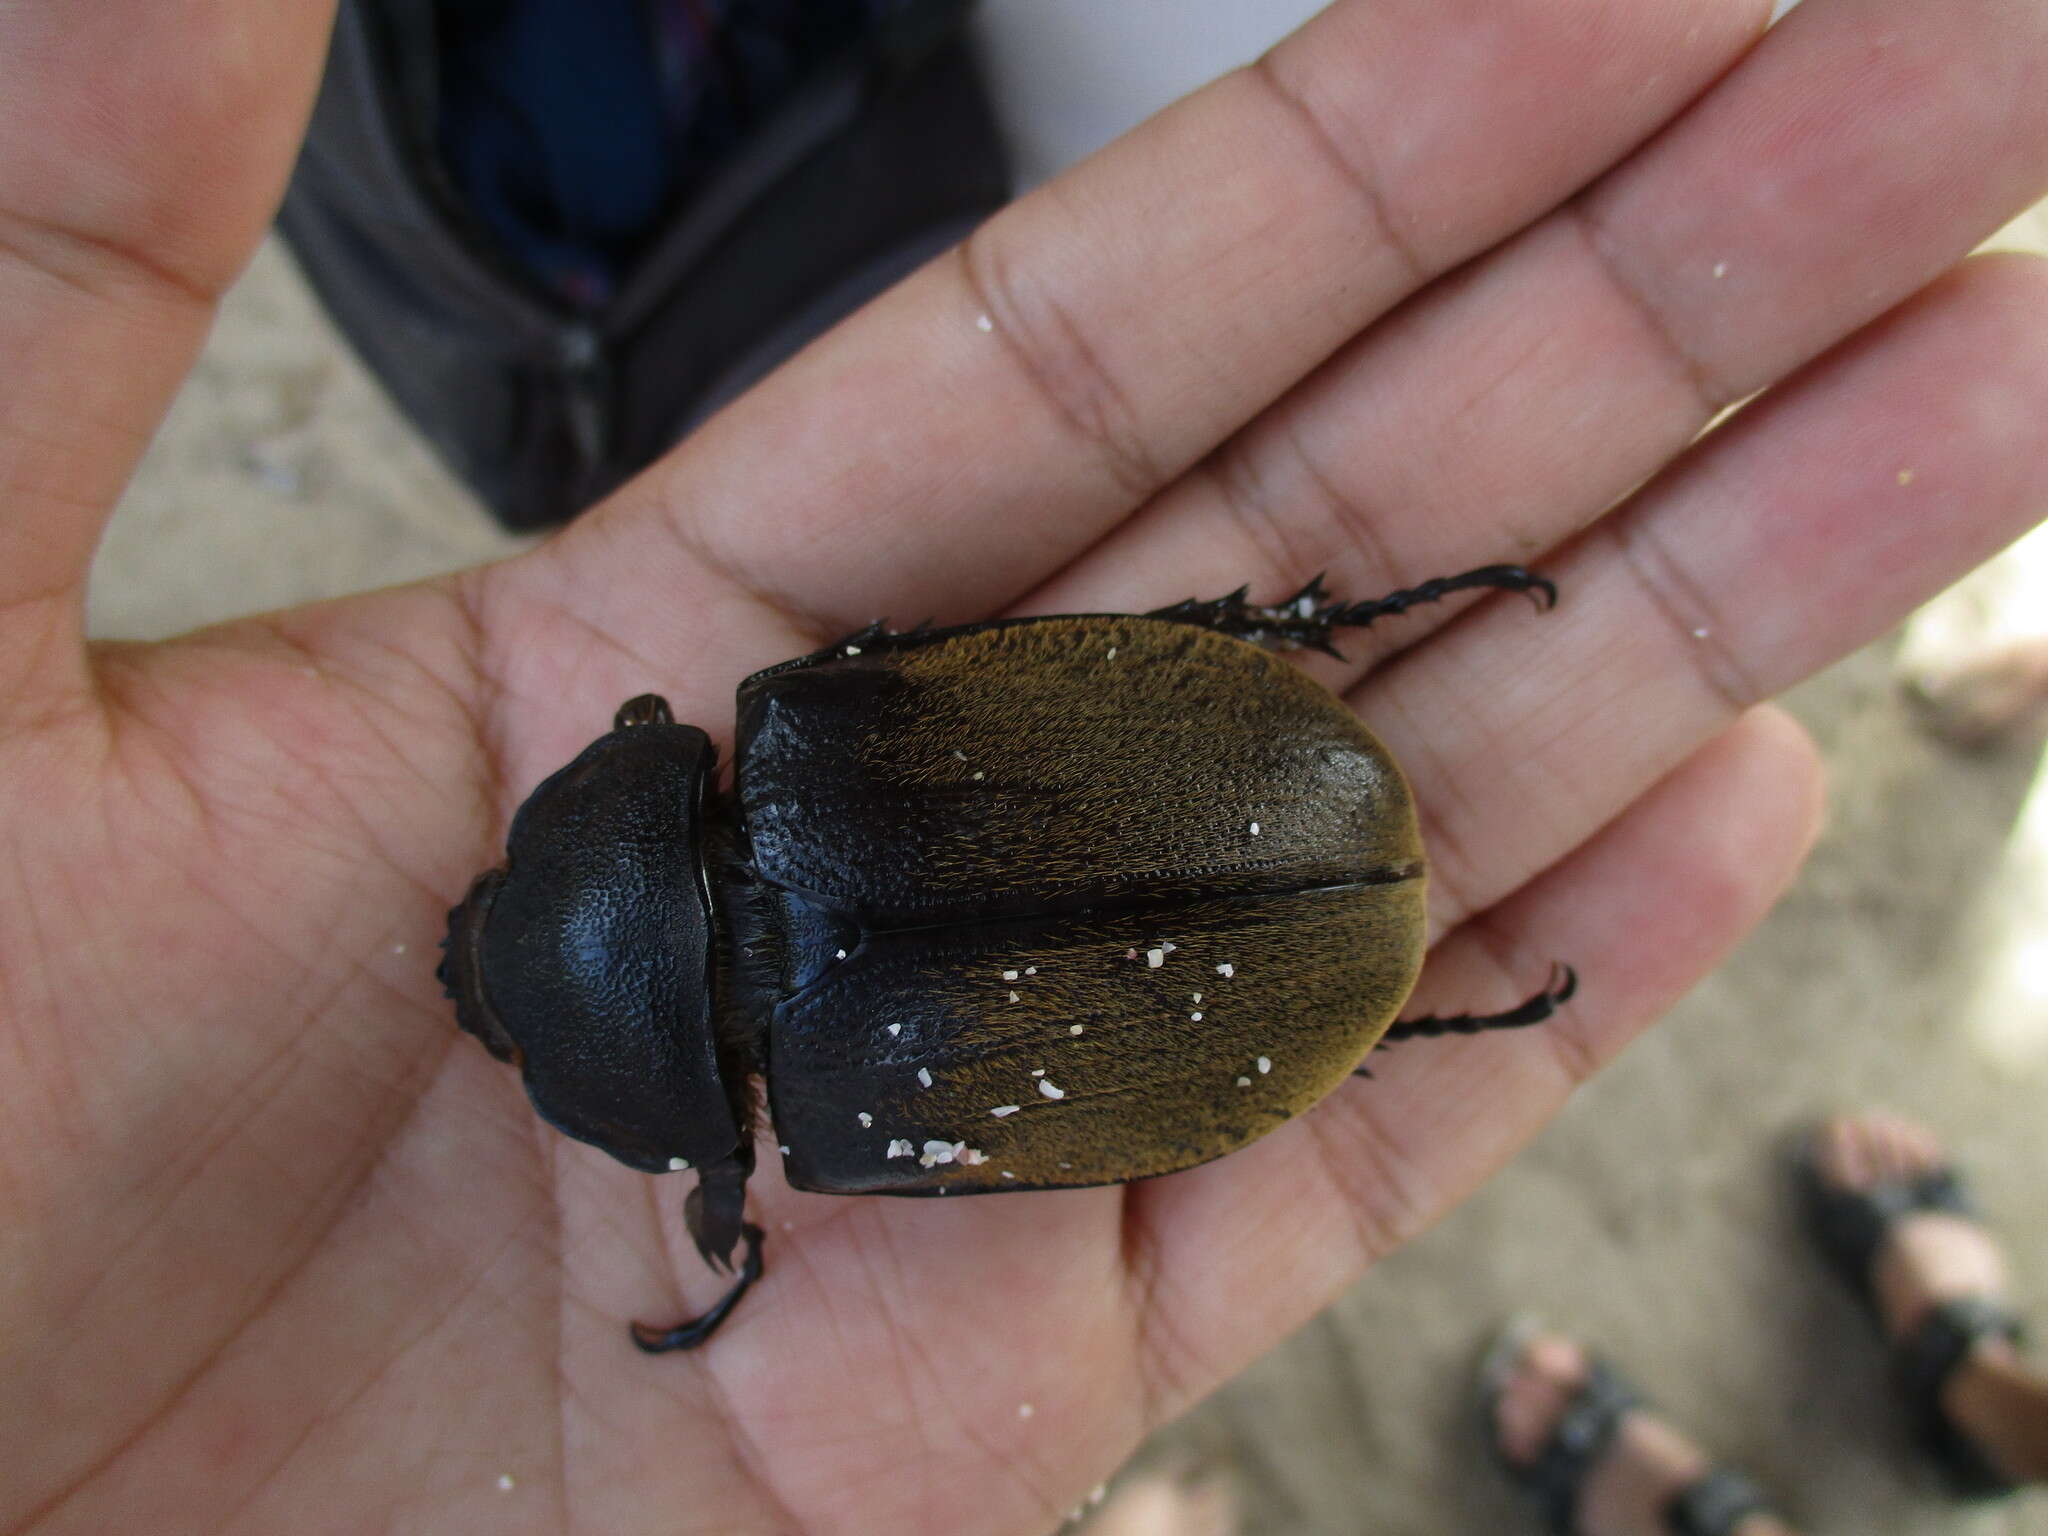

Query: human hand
<box><xmin>4</xmin><ymin>2</ymin><xmax>2046</xmax><ymax>1531</ymax></box>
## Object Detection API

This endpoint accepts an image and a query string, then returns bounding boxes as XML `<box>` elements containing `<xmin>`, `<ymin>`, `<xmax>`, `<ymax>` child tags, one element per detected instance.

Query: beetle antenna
<box><xmin>1360</xmin><ymin>963</ymin><xmax>1577</xmax><ymax>1067</ymax></box>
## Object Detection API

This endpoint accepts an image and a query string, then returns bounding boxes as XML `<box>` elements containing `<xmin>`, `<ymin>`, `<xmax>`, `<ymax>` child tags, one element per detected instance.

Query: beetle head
<box><xmin>439</xmin><ymin>697</ymin><xmax>742</xmax><ymax>1175</ymax></box>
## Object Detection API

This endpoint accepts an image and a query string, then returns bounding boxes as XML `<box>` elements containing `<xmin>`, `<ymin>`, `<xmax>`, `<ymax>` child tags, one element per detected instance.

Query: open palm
<box><xmin>6</xmin><ymin>2</ymin><xmax>2048</xmax><ymax>1532</ymax></box>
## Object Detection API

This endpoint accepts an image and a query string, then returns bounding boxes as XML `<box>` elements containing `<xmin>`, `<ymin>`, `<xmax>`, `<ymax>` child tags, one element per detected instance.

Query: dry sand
<box><xmin>95</xmin><ymin>203</ymin><xmax>2048</xmax><ymax>1533</ymax></box>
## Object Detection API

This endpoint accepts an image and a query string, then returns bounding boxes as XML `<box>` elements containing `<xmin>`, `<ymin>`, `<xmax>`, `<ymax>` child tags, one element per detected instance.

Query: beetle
<box><xmin>439</xmin><ymin>565</ymin><xmax>1576</xmax><ymax>1351</ymax></box>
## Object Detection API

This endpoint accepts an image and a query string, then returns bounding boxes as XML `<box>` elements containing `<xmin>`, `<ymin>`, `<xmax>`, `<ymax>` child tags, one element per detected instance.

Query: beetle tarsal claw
<box><xmin>1547</xmin><ymin>961</ymin><xmax>1579</xmax><ymax>1003</ymax></box>
<box><xmin>630</xmin><ymin>1223</ymin><xmax>766</xmax><ymax>1354</ymax></box>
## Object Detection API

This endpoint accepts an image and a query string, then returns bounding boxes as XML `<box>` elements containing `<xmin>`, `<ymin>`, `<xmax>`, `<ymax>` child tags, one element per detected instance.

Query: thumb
<box><xmin>0</xmin><ymin>0</ymin><xmax>336</xmax><ymax>718</ymax></box>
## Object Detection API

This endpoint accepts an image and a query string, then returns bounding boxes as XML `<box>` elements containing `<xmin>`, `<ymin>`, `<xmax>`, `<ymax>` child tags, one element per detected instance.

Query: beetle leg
<box><xmin>613</xmin><ymin>693</ymin><xmax>676</xmax><ymax>729</ymax></box>
<box><xmin>683</xmin><ymin>1153</ymin><xmax>754</xmax><ymax>1271</ymax></box>
<box><xmin>1150</xmin><ymin>564</ymin><xmax>1556</xmax><ymax>658</ymax></box>
<box><xmin>629</xmin><ymin>1155</ymin><xmax>763</xmax><ymax>1352</ymax></box>
<box><xmin>630</xmin><ymin>1223</ymin><xmax>766</xmax><ymax>1353</ymax></box>
<box><xmin>1357</xmin><ymin>963</ymin><xmax>1578</xmax><ymax>1072</ymax></box>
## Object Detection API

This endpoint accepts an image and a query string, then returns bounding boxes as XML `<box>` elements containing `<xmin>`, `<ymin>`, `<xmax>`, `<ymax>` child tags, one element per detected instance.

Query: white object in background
<box><xmin>973</xmin><ymin>0</ymin><xmax>1327</xmax><ymax>189</ymax></box>
<box><xmin>977</xmin><ymin>0</ymin><xmax>1809</xmax><ymax>190</ymax></box>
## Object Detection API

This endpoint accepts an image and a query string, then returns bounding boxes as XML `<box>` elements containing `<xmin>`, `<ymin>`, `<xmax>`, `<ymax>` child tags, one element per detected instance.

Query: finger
<box><xmin>1121</xmin><ymin>703</ymin><xmax>1823</xmax><ymax>1416</ymax></box>
<box><xmin>1028</xmin><ymin>0</ymin><xmax>2048</xmax><ymax>689</ymax></box>
<box><xmin>0</xmin><ymin>2</ymin><xmax>334</xmax><ymax>704</ymax></box>
<box><xmin>1358</xmin><ymin>251</ymin><xmax>2048</xmax><ymax>941</ymax></box>
<box><xmin>531</xmin><ymin>0</ymin><xmax>1770</xmax><ymax>642</ymax></box>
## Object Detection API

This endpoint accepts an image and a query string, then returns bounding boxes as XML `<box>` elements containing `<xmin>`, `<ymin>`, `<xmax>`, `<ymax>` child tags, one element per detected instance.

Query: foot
<box><xmin>1902</xmin><ymin>638</ymin><xmax>2048</xmax><ymax>750</ymax></box>
<box><xmin>1809</xmin><ymin>1113</ymin><xmax>2020</xmax><ymax>1368</ymax></box>
<box><xmin>1809</xmin><ymin>1111</ymin><xmax>2029</xmax><ymax>1484</ymax></box>
<box><xmin>1079</xmin><ymin>1462</ymin><xmax>1236</xmax><ymax>1536</ymax></box>
<box><xmin>1490</xmin><ymin>1332</ymin><xmax>1790</xmax><ymax>1536</ymax></box>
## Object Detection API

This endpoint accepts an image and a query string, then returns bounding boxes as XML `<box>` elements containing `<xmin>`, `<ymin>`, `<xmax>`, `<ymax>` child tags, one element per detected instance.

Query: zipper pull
<box><xmin>558</xmin><ymin>323</ymin><xmax>611</xmax><ymax>487</ymax></box>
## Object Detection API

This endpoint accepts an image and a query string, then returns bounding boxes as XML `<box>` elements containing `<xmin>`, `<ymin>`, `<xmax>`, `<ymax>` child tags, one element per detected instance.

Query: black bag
<box><xmin>279</xmin><ymin>0</ymin><xmax>1010</xmax><ymax>530</ymax></box>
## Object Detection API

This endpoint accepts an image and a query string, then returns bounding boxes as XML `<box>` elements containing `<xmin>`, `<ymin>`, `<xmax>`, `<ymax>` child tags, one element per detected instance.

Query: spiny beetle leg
<box><xmin>823</xmin><ymin>618</ymin><xmax>938</xmax><ymax>658</ymax></box>
<box><xmin>629</xmin><ymin>1223</ymin><xmax>765</xmax><ymax>1353</ymax></box>
<box><xmin>1149</xmin><ymin>564</ymin><xmax>1556</xmax><ymax>658</ymax></box>
<box><xmin>1355</xmin><ymin>964</ymin><xmax>1578</xmax><ymax>1075</ymax></box>
<box><xmin>684</xmin><ymin>1154</ymin><xmax>753</xmax><ymax>1272</ymax></box>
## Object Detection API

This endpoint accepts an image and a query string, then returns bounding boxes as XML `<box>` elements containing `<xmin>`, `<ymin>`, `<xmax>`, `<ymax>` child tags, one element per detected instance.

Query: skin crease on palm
<box><xmin>2</xmin><ymin>0</ymin><xmax>2047</xmax><ymax>1530</ymax></box>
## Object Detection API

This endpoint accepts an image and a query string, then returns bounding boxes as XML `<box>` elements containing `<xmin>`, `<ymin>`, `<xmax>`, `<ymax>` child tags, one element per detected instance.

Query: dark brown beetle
<box><xmin>439</xmin><ymin>566</ymin><xmax>1575</xmax><ymax>1351</ymax></box>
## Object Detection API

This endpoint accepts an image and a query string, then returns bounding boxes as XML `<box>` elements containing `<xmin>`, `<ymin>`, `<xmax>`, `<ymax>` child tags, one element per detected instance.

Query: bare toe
<box><xmin>1485</xmin><ymin>1331</ymin><xmax>1761</xmax><ymax>1536</ymax></box>
<box><xmin>1814</xmin><ymin>1112</ymin><xmax>2012</xmax><ymax>1345</ymax></box>
<box><xmin>1815</xmin><ymin>1113</ymin><xmax>1869</xmax><ymax>1190</ymax></box>
<box><xmin>1493</xmin><ymin>1331</ymin><xmax>1591</xmax><ymax>1468</ymax></box>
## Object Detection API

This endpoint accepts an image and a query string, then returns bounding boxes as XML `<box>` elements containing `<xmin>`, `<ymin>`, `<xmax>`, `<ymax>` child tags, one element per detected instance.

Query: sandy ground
<box><xmin>94</xmin><ymin>192</ymin><xmax>2048</xmax><ymax>1536</ymax></box>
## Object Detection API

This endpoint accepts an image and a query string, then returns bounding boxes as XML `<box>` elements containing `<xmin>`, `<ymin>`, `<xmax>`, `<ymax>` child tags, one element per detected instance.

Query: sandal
<box><xmin>1794</xmin><ymin>1130</ymin><xmax>2027</xmax><ymax>1498</ymax></box>
<box><xmin>1476</xmin><ymin>1317</ymin><xmax>1782</xmax><ymax>1535</ymax></box>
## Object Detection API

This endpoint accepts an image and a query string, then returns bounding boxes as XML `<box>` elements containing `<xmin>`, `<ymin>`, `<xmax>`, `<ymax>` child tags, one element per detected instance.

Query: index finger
<box><xmin>544</xmin><ymin>0</ymin><xmax>1771</xmax><ymax>639</ymax></box>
